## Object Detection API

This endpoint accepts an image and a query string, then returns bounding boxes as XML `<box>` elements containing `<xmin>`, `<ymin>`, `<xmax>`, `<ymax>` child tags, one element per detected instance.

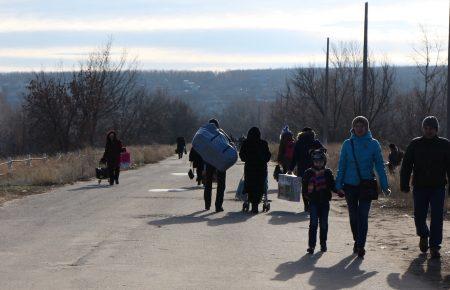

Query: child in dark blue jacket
<box><xmin>302</xmin><ymin>149</ymin><xmax>342</xmax><ymax>254</ymax></box>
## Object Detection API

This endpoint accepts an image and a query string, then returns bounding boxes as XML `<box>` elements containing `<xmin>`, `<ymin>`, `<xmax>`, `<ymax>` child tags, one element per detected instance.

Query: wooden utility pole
<box><xmin>447</xmin><ymin>1</ymin><xmax>450</xmax><ymax>138</ymax></box>
<box><xmin>362</xmin><ymin>2</ymin><xmax>369</xmax><ymax>117</ymax></box>
<box><xmin>323</xmin><ymin>37</ymin><xmax>330</xmax><ymax>145</ymax></box>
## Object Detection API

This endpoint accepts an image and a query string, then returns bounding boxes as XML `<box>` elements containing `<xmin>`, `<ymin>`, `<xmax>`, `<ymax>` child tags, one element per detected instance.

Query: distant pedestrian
<box><xmin>303</xmin><ymin>149</ymin><xmax>340</xmax><ymax>254</ymax></box>
<box><xmin>239</xmin><ymin>127</ymin><xmax>271</xmax><ymax>214</ymax></box>
<box><xmin>336</xmin><ymin>116</ymin><xmax>390</xmax><ymax>258</ymax></box>
<box><xmin>176</xmin><ymin>137</ymin><xmax>187</xmax><ymax>159</ymax></box>
<box><xmin>101</xmin><ymin>130</ymin><xmax>124</xmax><ymax>186</ymax></box>
<box><xmin>400</xmin><ymin>116</ymin><xmax>450</xmax><ymax>259</ymax></box>
<box><xmin>277</xmin><ymin>126</ymin><xmax>295</xmax><ymax>174</ymax></box>
<box><xmin>387</xmin><ymin>143</ymin><xmax>404</xmax><ymax>174</ymax></box>
<box><xmin>189</xmin><ymin>147</ymin><xmax>204</xmax><ymax>186</ymax></box>
<box><xmin>289</xmin><ymin>127</ymin><xmax>324</xmax><ymax>212</ymax></box>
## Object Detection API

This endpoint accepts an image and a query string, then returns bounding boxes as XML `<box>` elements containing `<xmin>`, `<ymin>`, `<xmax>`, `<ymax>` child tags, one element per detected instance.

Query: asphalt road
<box><xmin>0</xmin><ymin>156</ymin><xmax>438</xmax><ymax>289</ymax></box>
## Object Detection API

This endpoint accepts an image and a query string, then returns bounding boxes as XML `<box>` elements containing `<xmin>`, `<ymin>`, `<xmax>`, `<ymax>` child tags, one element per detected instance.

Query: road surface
<box><xmin>0</xmin><ymin>156</ymin><xmax>442</xmax><ymax>289</ymax></box>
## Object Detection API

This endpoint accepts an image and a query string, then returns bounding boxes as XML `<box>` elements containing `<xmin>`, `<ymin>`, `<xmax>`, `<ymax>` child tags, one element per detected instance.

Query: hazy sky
<box><xmin>0</xmin><ymin>0</ymin><xmax>448</xmax><ymax>71</ymax></box>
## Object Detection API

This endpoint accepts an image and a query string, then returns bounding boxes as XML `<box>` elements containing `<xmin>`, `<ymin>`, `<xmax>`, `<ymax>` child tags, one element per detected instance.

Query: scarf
<box><xmin>308</xmin><ymin>168</ymin><xmax>327</xmax><ymax>194</ymax></box>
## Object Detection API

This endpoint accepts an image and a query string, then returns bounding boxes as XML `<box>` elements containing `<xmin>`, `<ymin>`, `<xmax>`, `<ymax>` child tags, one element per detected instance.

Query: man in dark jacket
<box><xmin>176</xmin><ymin>137</ymin><xmax>187</xmax><ymax>159</ymax></box>
<box><xmin>289</xmin><ymin>127</ymin><xmax>324</xmax><ymax>212</ymax></box>
<box><xmin>203</xmin><ymin>119</ymin><xmax>233</xmax><ymax>212</ymax></box>
<box><xmin>239</xmin><ymin>127</ymin><xmax>271</xmax><ymax>214</ymax></box>
<box><xmin>400</xmin><ymin>116</ymin><xmax>450</xmax><ymax>258</ymax></box>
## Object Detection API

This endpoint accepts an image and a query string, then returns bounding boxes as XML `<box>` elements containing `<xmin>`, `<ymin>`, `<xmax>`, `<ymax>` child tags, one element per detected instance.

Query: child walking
<box><xmin>302</xmin><ymin>149</ymin><xmax>341</xmax><ymax>254</ymax></box>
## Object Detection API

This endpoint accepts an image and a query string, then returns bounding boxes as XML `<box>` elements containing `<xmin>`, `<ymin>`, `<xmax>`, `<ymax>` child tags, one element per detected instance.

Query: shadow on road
<box><xmin>147</xmin><ymin>210</ymin><xmax>255</xmax><ymax>227</ymax></box>
<box><xmin>68</xmin><ymin>184</ymin><xmax>110</xmax><ymax>191</ymax></box>
<box><xmin>267</xmin><ymin>211</ymin><xmax>309</xmax><ymax>225</ymax></box>
<box><xmin>387</xmin><ymin>254</ymin><xmax>450</xmax><ymax>289</ymax></box>
<box><xmin>273</xmin><ymin>254</ymin><xmax>377</xmax><ymax>289</ymax></box>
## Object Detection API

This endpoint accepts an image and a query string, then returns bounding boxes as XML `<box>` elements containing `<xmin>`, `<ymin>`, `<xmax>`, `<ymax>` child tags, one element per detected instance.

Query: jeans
<box><xmin>309</xmin><ymin>201</ymin><xmax>330</xmax><ymax>248</ymax></box>
<box><xmin>413</xmin><ymin>187</ymin><xmax>446</xmax><ymax>249</ymax></box>
<box><xmin>204</xmin><ymin>164</ymin><xmax>226</xmax><ymax>210</ymax></box>
<box><xmin>344</xmin><ymin>184</ymin><xmax>372</xmax><ymax>249</ymax></box>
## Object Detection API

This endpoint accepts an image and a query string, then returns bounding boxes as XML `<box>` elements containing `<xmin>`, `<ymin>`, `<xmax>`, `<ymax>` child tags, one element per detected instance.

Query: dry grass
<box><xmin>0</xmin><ymin>145</ymin><xmax>174</xmax><ymax>187</ymax></box>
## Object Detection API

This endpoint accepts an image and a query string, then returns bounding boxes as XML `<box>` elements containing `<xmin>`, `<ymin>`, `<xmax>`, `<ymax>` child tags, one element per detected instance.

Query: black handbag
<box><xmin>188</xmin><ymin>169</ymin><xmax>195</xmax><ymax>180</ymax></box>
<box><xmin>350</xmin><ymin>140</ymin><xmax>379</xmax><ymax>200</ymax></box>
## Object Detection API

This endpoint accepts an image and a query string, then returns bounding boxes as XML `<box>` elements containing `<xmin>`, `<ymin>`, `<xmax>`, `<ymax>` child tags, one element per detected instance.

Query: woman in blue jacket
<box><xmin>336</xmin><ymin>116</ymin><xmax>390</xmax><ymax>258</ymax></box>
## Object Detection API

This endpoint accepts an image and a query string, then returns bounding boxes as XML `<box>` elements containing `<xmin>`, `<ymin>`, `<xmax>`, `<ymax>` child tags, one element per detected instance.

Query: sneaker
<box><xmin>419</xmin><ymin>236</ymin><xmax>429</xmax><ymax>253</ymax></box>
<box><xmin>430</xmin><ymin>247</ymin><xmax>441</xmax><ymax>259</ymax></box>
<box><xmin>215</xmin><ymin>207</ymin><xmax>224</xmax><ymax>213</ymax></box>
<box><xmin>307</xmin><ymin>248</ymin><xmax>314</xmax><ymax>255</ymax></box>
<box><xmin>320</xmin><ymin>244</ymin><xmax>327</xmax><ymax>252</ymax></box>
<box><xmin>357</xmin><ymin>248</ymin><xmax>366</xmax><ymax>258</ymax></box>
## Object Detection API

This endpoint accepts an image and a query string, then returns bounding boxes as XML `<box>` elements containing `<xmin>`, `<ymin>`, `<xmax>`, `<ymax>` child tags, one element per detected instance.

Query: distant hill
<box><xmin>0</xmin><ymin>67</ymin><xmax>422</xmax><ymax>114</ymax></box>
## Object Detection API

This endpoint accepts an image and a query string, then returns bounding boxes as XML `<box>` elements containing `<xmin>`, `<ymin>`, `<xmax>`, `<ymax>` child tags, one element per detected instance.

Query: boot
<box><xmin>419</xmin><ymin>236</ymin><xmax>429</xmax><ymax>253</ymax></box>
<box><xmin>320</xmin><ymin>243</ymin><xmax>327</xmax><ymax>253</ymax></box>
<box><xmin>430</xmin><ymin>247</ymin><xmax>441</xmax><ymax>259</ymax></box>
<box><xmin>307</xmin><ymin>248</ymin><xmax>314</xmax><ymax>255</ymax></box>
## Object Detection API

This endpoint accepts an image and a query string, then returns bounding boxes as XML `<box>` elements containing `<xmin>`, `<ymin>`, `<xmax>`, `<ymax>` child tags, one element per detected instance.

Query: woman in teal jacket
<box><xmin>336</xmin><ymin>116</ymin><xmax>390</xmax><ymax>258</ymax></box>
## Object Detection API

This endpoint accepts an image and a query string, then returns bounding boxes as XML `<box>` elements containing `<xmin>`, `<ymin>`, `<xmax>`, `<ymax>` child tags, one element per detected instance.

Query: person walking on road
<box><xmin>387</xmin><ymin>143</ymin><xmax>404</xmax><ymax>174</ymax></box>
<box><xmin>176</xmin><ymin>137</ymin><xmax>187</xmax><ymax>159</ymax></box>
<box><xmin>277</xmin><ymin>126</ymin><xmax>295</xmax><ymax>174</ymax></box>
<box><xmin>335</xmin><ymin>116</ymin><xmax>390</xmax><ymax>258</ymax></box>
<box><xmin>289</xmin><ymin>127</ymin><xmax>324</xmax><ymax>212</ymax></box>
<box><xmin>239</xmin><ymin>127</ymin><xmax>272</xmax><ymax>214</ymax></box>
<box><xmin>303</xmin><ymin>149</ymin><xmax>340</xmax><ymax>254</ymax></box>
<box><xmin>400</xmin><ymin>116</ymin><xmax>450</xmax><ymax>259</ymax></box>
<box><xmin>101</xmin><ymin>130</ymin><xmax>124</xmax><ymax>186</ymax></box>
<box><xmin>203</xmin><ymin>119</ymin><xmax>233</xmax><ymax>212</ymax></box>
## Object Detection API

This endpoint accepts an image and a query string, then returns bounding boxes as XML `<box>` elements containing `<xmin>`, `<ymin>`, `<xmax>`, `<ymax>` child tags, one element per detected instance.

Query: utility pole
<box><xmin>323</xmin><ymin>37</ymin><xmax>330</xmax><ymax>145</ymax></box>
<box><xmin>447</xmin><ymin>1</ymin><xmax>450</xmax><ymax>138</ymax></box>
<box><xmin>362</xmin><ymin>2</ymin><xmax>369</xmax><ymax>117</ymax></box>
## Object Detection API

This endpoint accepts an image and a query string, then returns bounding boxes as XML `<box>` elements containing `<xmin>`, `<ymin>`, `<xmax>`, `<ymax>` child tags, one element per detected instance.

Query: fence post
<box><xmin>7</xmin><ymin>157</ymin><xmax>12</xmax><ymax>172</ymax></box>
<box><xmin>26</xmin><ymin>154</ymin><xmax>32</xmax><ymax>166</ymax></box>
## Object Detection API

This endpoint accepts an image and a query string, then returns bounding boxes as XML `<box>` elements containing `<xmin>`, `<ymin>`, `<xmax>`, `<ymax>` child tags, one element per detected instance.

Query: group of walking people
<box><xmin>181</xmin><ymin>115</ymin><xmax>447</xmax><ymax>260</ymax></box>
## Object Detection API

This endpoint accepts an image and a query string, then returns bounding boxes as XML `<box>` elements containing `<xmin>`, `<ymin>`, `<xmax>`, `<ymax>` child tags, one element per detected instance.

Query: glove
<box><xmin>383</xmin><ymin>188</ymin><xmax>392</xmax><ymax>197</ymax></box>
<box><xmin>337</xmin><ymin>189</ymin><xmax>345</xmax><ymax>198</ymax></box>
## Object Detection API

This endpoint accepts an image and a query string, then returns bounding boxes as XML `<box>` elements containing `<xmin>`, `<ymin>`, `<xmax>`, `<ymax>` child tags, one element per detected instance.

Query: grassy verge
<box><xmin>0</xmin><ymin>144</ymin><xmax>174</xmax><ymax>204</ymax></box>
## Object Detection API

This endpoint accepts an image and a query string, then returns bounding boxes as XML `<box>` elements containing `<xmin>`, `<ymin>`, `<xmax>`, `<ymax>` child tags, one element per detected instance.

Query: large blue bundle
<box><xmin>192</xmin><ymin>124</ymin><xmax>238</xmax><ymax>172</ymax></box>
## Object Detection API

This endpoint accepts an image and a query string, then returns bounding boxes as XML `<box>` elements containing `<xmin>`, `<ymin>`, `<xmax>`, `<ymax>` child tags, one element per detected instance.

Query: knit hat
<box><xmin>352</xmin><ymin>116</ymin><xmax>370</xmax><ymax>130</ymax></box>
<box><xmin>422</xmin><ymin>116</ymin><xmax>439</xmax><ymax>131</ymax></box>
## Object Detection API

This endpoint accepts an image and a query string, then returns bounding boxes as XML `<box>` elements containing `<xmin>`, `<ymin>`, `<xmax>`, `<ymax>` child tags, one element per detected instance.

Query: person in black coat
<box><xmin>176</xmin><ymin>137</ymin><xmax>187</xmax><ymax>159</ymax></box>
<box><xmin>400</xmin><ymin>116</ymin><xmax>450</xmax><ymax>258</ymax></box>
<box><xmin>189</xmin><ymin>148</ymin><xmax>204</xmax><ymax>185</ymax></box>
<box><xmin>239</xmin><ymin>127</ymin><xmax>271</xmax><ymax>214</ymax></box>
<box><xmin>289</xmin><ymin>128</ymin><xmax>324</xmax><ymax>212</ymax></box>
<box><xmin>101</xmin><ymin>130</ymin><xmax>123</xmax><ymax>186</ymax></box>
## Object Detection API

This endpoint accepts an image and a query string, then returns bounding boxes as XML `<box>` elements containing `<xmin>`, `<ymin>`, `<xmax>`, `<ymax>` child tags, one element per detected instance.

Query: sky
<box><xmin>0</xmin><ymin>0</ymin><xmax>448</xmax><ymax>71</ymax></box>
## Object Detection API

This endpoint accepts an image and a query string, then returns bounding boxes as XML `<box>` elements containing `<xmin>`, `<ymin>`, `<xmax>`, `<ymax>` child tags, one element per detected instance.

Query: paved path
<box><xmin>0</xmin><ymin>156</ymin><xmax>439</xmax><ymax>289</ymax></box>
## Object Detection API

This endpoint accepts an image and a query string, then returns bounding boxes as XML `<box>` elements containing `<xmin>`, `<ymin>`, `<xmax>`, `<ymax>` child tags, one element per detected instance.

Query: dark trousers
<box><xmin>195</xmin><ymin>167</ymin><xmax>203</xmax><ymax>184</ymax></box>
<box><xmin>204</xmin><ymin>164</ymin><xmax>226</xmax><ymax>210</ymax></box>
<box><xmin>309</xmin><ymin>201</ymin><xmax>330</xmax><ymax>248</ymax></box>
<box><xmin>108</xmin><ymin>166</ymin><xmax>120</xmax><ymax>184</ymax></box>
<box><xmin>344</xmin><ymin>185</ymin><xmax>372</xmax><ymax>249</ymax></box>
<box><xmin>413</xmin><ymin>187</ymin><xmax>446</xmax><ymax>249</ymax></box>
